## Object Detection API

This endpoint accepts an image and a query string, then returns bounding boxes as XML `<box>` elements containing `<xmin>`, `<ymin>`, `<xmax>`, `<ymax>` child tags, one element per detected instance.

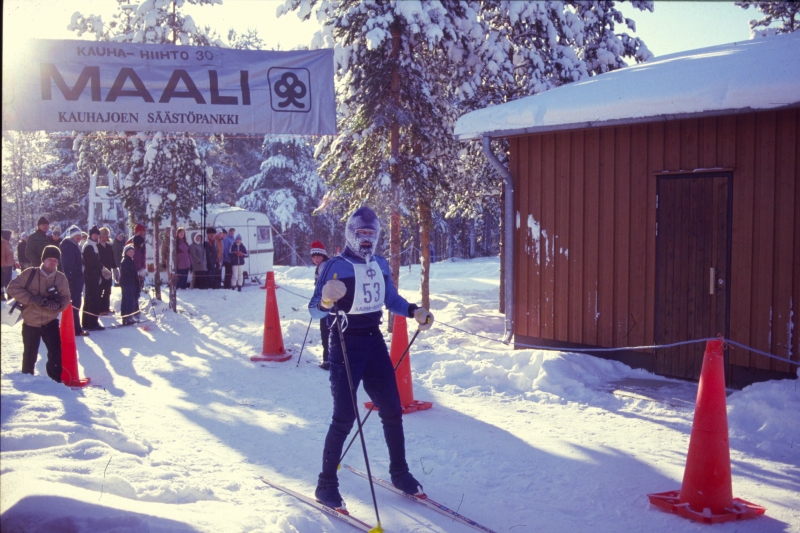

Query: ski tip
<box><xmin>368</xmin><ymin>524</ymin><xmax>384</xmax><ymax>533</ymax></box>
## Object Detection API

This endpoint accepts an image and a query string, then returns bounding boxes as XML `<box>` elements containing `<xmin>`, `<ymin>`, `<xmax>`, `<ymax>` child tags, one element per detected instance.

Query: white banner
<box><xmin>2</xmin><ymin>39</ymin><xmax>336</xmax><ymax>135</ymax></box>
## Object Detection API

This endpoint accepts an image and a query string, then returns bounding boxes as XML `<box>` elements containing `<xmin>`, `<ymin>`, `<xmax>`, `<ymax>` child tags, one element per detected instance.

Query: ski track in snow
<box><xmin>1</xmin><ymin>257</ymin><xmax>798</xmax><ymax>533</ymax></box>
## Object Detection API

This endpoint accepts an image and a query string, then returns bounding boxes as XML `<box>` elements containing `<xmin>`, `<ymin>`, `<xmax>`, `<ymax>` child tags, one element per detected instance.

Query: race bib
<box><xmin>348</xmin><ymin>259</ymin><xmax>385</xmax><ymax>314</ymax></box>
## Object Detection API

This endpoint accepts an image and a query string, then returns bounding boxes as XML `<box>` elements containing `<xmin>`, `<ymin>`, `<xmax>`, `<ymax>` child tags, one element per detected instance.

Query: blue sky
<box><xmin>4</xmin><ymin>1</ymin><xmax>756</xmax><ymax>57</ymax></box>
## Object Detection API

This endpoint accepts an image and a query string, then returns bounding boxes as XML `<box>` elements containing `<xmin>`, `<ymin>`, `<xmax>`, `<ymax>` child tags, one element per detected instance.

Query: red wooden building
<box><xmin>456</xmin><ymin>34</ymin><xmax>800</xmax><ymax>387</ymax></box>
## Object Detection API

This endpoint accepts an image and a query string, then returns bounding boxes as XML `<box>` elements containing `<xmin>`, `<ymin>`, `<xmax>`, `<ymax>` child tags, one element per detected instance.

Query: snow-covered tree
<box><xmin>237</xmin><ymin>135</ymin><xmax>327</xmax><ymax>265</ymax></box>
<box><xmin>736</xmin><ymin>1</ymin><xmax>799</xmax><ymax>35</ymax></box>
<box><xmin>1</xmin><ymin>132</ymin><xmax>50</xmax><ymax>233</ymax></box>
<box><xmin>279</xmin><ymin>0</ymin><xmax>653</xmax><ymax>309</ymax></box>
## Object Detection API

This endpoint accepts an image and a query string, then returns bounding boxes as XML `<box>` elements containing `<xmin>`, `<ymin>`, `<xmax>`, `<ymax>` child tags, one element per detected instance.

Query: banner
<box><xmin>2</xmin><ymin>39</ymin><xmax>336</xmax><ymax>135</ymax></box>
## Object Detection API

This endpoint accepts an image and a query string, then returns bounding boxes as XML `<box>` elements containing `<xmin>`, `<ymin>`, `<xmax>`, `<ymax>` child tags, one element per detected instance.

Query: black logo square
<box><xmin>269</xmin><ymin>68</ymin><xmax>312</xmax><ymax>113</ymax></box>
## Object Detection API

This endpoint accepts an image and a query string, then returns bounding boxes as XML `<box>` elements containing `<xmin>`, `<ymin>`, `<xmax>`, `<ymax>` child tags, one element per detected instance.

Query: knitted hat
<box><xmin>345</xmin><ymin>207</ymin><xmax>381</xmax><ymax>259</ymax></box>
<box><xmin>66</xmin><ymin>225</ymin><xmax>81</xmax><ymax>238</ymax></box>
<box><xmin>37</xmin><ymin>216</ymin><xmax>50</xmax><ymax>226</ymax></box>
<box><xmin>310</xmin><ymin>240</ymin><xmax>328</xmax><ymax>258</ymax></box>
<box><xmin>133</xmin><ymin>235</ymin><xmax>144</xmax><ymax>247</ymax></box>
<box><xmin>134</xmin><ymin>223</ymin><xmax>145</xmax><ymax>234</ymax></box>
<box><xmin>123</xmin><ymin>244</ymin><xmax>135</xmax><ymax>256</ymax></box>
<box><xmin>206</xmin><ymin>227</ymin><xmax>216</xmax><ymax>235</ymax></box>
<box><xmin>41</xmin><ymin>245</ymin><xmax>61</xmax><ymax>262</ymax></box>
<box><xmin>52</xmin><ymin>226</ymin><xmax>62</xmax><ymax>237</ymax></box>
<box><xmin>89</xmin><ymin>225</ymin><xmax>101</xmax><ymax>236</ymax></box>
<box><xmin>235</xmin><ymin>234</ymin><xmax>243</xmax><ymax>241</ymax></box>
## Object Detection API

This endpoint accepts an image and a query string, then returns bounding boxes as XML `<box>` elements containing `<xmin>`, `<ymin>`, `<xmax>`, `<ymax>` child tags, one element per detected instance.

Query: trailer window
<box><xmin>257</xmin><ymin>226</ymin><xmax>272</xmax><ymax>243</ymax></box>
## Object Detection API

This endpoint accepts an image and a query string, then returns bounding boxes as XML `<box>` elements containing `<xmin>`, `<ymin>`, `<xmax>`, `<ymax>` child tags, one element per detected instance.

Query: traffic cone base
<box><xmin>64</xmin><ymin>377</ymin><xmax>91</xmax><ymax>388</ymax></box>
<box><xmin>364</xmin><ymin>400</ymin><xmax>432</xmax><ymax>415</ymax></box>
<box><xmin>647</xmin><ymin>491</ymin><xmax>766</xmax><ymax>524</ymax></box>
<box><xmin>647</xmin><ymin>340</ymin><xmax>766</xmax><ymax>523</ymax></box>
<box><xmin>251</xmin><ymin>354</ymin><xmax>292</xmax><ymax>363</ymax></box>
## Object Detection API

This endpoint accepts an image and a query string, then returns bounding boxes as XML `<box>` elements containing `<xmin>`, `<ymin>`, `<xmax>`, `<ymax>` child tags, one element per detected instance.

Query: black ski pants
<box><xmin>22</xmin><ymin>319</ymin><xmax>62</xmax><ymax>382</ymax></box>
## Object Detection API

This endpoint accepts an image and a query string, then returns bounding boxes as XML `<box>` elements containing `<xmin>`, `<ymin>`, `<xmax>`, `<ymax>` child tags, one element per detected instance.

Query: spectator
<box><xmin>119</xmin><ymin>244</ymin><xmax>138</xmax><ymax>325</ymax></box>
<box><xmin>112</xmin><ymin>231</ymin><xmax>126</xmax><ymax>278</ymax></box>
<box><xmin>79</xmin><ymin>232</ymin><xmax>88</xmax><ymax>248</ymax></box>
<box><xmin>50</xmin><ymin>226</ymin><xmax>62</xmax><ymax>244</ymax></box>
<box><xmin>214</xmin><ymin>231</ymin><xmax>225</xmax><ymax>289</ymax></box>
<box><xmin>26</xmin><ymin>216</ymin><xmax>51</xmax><ymax>267</ymax></box>
<box><xmin>222</xmin><ymin>228</ymin><xmax>235</xmax><ymax>289</ymax></box>
<box><xmin>229</xmin><ymin>234</ymin><xmax>249</xmax><ymax>292</ymax></box>
<box><xmin>17</xmin><ymin>233</ymin><xmax>30</xmax><ymax>271</ymax></box>
<box><xmin>204</xmin><ymin>228</ymin><xmax>219</xmax><ymax>290</ymax></box>
<box><xmin>1</xmin><ymin>229</ymin><xmax>14</xmax><ymax>301</ymax></box>
<box><xmin>189</xmin><ymin>233</ymin><xmax>206</xmax><ymax>289</ymax></box>
<box><xmin>7</xmin><ymin>245</ymin><xmax>71</xmax><ymax>381</ymax></box>
<box><xmin>59</xmin><ymin>226</ymin><xmax>87</xmax><ymax>337</ymax></box>
<box><xmin>174</xmin><ymin>227</ymin><xmax>192</xmax><ymax>290</ymax></box>
<box><xmin>98</xmin><ymin>227</ymin><xmax>117</xmax><ymax>315</ymax></box>
<box><xmin>132</xmin><ymin>235</ymin><xmax>146</xmax><ymax>311</ymax></box>
<box><xmin>310</xmin><ymin>240</ymin><xmax>331</xmax><ymax>369</ymax></box>
<box><xmin>81</xmin><ymin>226</ymin><xmax>105</xmax><ymax>331</ymax></box>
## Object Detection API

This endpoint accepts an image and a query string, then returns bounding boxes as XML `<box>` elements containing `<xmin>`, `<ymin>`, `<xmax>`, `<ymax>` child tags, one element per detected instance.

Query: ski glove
<box><xmin>101</xmin><ymin>267</ymin><xmax>112</xmax><ymax>280</ymax></box>
<box><xmin>320</xmin><ymin>279</ymin><xmax>347</xmax><ymax>309</ymax></box>
<box><xmin>413</xmin><ymin>308</ymin><xmax>434</xmax><ymax>331</ymax></box>
<box><xmin>31</xmin><ymin>295</ymin><xmax>47</xmax><ymax>306</ymax></box>
<box><xmin>47</xmin><ymin>300</ymin><xmax>62</xmax><ymax>311</ymax></box>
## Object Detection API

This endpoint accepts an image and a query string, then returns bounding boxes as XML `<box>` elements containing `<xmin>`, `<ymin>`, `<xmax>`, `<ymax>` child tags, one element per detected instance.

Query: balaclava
<box><xmin>345</xmin><ymin>207</ymin><xmax>381</xmax><ymax>260</ymax></box>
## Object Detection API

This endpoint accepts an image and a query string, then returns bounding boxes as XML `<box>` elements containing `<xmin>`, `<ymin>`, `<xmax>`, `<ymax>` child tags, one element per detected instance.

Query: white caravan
<box><xmin>142</xmin><ymin>204</ymin><xmax>274</xmax><ymax>285</ymax></box>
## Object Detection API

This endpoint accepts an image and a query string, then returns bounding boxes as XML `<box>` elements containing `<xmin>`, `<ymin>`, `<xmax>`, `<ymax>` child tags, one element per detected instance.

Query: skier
<box><xmin>310</xmin><ymin>240</ymin><xmax>331</xmax><ymax>370</ymax></box>
<box><xmin>308</xmin><ymin>207</ymin><xmax>434</xmax><ymax>511</ymax></box>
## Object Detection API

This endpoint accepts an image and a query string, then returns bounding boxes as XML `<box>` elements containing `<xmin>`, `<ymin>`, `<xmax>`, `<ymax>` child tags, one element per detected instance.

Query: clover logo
<box><xmin>269</xmin><ymin>68</ymin><xmax>311</xmax><ymax>113</ymax></box>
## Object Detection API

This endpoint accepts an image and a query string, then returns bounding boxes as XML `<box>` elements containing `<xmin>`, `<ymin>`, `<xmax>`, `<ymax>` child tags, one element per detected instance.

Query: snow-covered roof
<box><xmin>454</xmin><ymin>32</ymin><xmax>800</xmax><ymax>141</ymax></box>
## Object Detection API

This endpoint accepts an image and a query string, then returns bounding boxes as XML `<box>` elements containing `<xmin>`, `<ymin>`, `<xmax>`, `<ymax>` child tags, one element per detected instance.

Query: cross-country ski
<box><xmin>344</xmin><ymin>464</ymin><xmax>498</xmax><ymax>533</ymax></box>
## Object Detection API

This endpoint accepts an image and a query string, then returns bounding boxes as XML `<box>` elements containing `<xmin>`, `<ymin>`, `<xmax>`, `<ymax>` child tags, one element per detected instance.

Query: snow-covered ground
<box><xmin>1</xmin><ymin>257</ymin><xmax>798</xmax><ymax>533</ymax></box>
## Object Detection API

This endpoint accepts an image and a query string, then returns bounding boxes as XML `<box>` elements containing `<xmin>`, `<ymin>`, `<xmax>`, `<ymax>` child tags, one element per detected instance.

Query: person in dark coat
<box><xmin>132</xmin><ymin>234</ymin><xmax>146</xmax><ymax>310</ymax></box>
<box><xmin>59</xmin><ymin>226</ymin><xmax>87</xmax><ymax>336</ymax></box>
<box><xmin>26</xmin><ymin>216</ymin><xmax>51</xmax><ymax>267</ymax></box>
<box><xmin>310</xmin><ymin>240</ymin><xmax>331</xmax><ymax>369</ymax></box>
<box><xmin>112</xmin><ymin>231</ymin><xmax>126</xmax><ymax>281</ymax></box>
<box><xmin>189</xmin><ymin>233</ymin><xmax>206</xmax><ymax>289</ymax></box>
<box><xmin>119</xmin><ymin>244</ymin><xmax>139</xmax><ymax>325</ymax></box>
<box><xmin>203</xmin><ymin>228</ymin><xmax>219</xmax><ymax>290</ymax></box>
<box><xmin>81</xmin><ymin>226</ymin><xmax>105</xmax><ymax>331</ymax></box>
<box><xmin>308</xmin><ymin>207</ymin><xmax>435</xmax><ymax>511</ymax></box>
<box><xmin>98</xmin><ymin>227</ymin><xmax>116</xmax><ymax>315</ymax></box>
<box><xmin>17</xmin><ymin>233</ymin><xmax>30</xmax><ymax>271</ymax></box>
<box><xmin>229</xmin><ymin>234</ymin><xmax>249</xmax><ymax>292</ymax></box>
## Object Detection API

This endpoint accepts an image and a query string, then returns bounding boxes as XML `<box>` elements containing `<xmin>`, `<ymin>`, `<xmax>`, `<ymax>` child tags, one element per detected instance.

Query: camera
<box><xmin>45</xmin><ymin>285</ymin><xmax>60</xmax><ymax>301</ymax></box>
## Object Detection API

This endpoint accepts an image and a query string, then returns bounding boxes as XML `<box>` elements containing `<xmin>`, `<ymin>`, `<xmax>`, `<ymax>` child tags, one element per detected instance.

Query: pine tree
<box><xmin>237</xmin><ymin>135</ymin><xmax>327</xmax><ymax>265</ymax></box>
<box><xmin>736</xmin><ymin>1</ymin><xmax>799</xmax><ymax>35</ymax></box>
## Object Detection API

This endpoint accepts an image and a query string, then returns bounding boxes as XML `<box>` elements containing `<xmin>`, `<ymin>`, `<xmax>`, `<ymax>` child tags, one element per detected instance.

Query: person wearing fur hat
<box><xmin>228</xmin><ymin>234</ymin><xmax>249</xmax><ymax>292</ymax></box>
<box><xmin>81</xmin><ymin>226</ymin><xmax>105</xmax><ymax>331</ymax></box>
<box><xmin>119</xmin><ymin>244</ymin><xmax>139</xmax><ymax>325</ymax></box>
<box><xmin>26</xmin><ymin>216</ymin><xmax>51</xmax><ymax>267</ymax></box>
<box><xmin>308</xmin><ymin>207</ymin><xmax>434</xmax><ymax>511</ymax></box>
<box><xmin>7</xmin><ymin>245</ymin><xmax>71</xmax><ymax>381</ymax></box>
<box><xmin>59</xmin><ymin>225</ymin><xmax>88</xmax><ymax>336</ymax></box>
<box><xmin>1</xmin><ymin>229</ymin><xmax>14</xmax><ymax>301</ymax></box>
<box><xmin>310</xmin><ymin>240</ymin><xmax>331</xmax><ymax>369</ymax></box>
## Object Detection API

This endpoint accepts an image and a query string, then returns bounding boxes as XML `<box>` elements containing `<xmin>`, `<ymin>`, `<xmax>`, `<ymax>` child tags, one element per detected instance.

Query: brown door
<box><xmin>654</xmin><ymin>173</ymin><xmax>731</xmax><ymax>381</ymax></box>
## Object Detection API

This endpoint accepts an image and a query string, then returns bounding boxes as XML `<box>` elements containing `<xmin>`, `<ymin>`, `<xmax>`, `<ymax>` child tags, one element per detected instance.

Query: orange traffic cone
<box><xmin>365</xmin><ymin>314</ymin><xmax>432</xmax><ymax>414</ymax></box>
<box><xmin>647</xmin><ymin>339</ymin><xmax>765</xmax><ymax>523</ymax></box>
<box><xmin>60</xmin><ymin>308</ymin><xmax>90</xmax><ymax>387</ymax></box>
<box><xmin>251</xmin><ymin>272</ymin><xmax>290</xmax><ymax>362</ymax></box>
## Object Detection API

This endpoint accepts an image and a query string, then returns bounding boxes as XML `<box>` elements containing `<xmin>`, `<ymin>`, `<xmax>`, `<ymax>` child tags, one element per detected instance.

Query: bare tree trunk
<box><xmin>419</xmin><ymin>198</ymin><xmax>432</xmax><ymax>310</ymax></box>
<box><xmin>388</xmin><ymin>26</ymin><xmax>402</xmax><ymax>333</ymax></box>
<box><xmin>154</xmin><ymin>217</ymin><xmax>162</xmax><ymax>301</ymax></box>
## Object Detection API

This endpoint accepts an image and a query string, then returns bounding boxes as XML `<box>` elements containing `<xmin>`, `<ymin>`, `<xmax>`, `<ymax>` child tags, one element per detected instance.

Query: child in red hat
<box><xmin>310</xmin><ymin>240</ymin><xmax>330</xmax><ymax>369</ymax></box>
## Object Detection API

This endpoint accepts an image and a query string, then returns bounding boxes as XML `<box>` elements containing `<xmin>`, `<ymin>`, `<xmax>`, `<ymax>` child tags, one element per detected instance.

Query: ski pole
<box><xmin>295</xmin><ymin>317</ymin><xmax>314</xmax><ymax>367</ymax></box>
<box><xmin>333</xmin><ymin>302</ymin><xmax>383</xmax><ymax>531</ymax></box>
<box><xmin>338</xmin><ymin>327</ymin><xmax>421</xmax><ymax>466</ymax></box>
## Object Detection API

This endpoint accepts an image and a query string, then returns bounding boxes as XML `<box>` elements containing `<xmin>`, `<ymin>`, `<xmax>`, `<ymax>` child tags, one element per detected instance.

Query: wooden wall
<box><xmin>508</xmin><ymin>108</ymin><xmax>800</xmax><ymax>374</ymax></box>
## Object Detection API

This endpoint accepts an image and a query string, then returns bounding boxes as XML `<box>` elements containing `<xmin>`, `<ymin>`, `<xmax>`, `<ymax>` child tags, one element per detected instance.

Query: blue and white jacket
<box><xmin>309</xmin><ymin>247</ymin><xmax>418</xmax><ymax>332</ymax></box>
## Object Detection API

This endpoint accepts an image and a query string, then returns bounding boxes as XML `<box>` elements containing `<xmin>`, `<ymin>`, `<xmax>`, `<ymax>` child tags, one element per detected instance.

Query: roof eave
<box><xmin>456</xmin><ymin>102</ymin><xmax>800</xmax><ymax>142</ymax></box>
